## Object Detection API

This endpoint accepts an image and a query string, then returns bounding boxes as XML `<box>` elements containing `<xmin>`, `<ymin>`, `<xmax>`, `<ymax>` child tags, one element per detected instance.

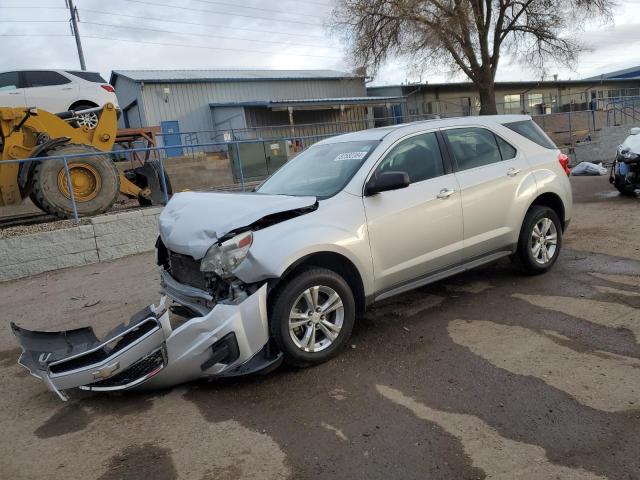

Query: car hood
<box><xmin>159</xmin><ymin>191</ymin><xmax>317</xmax><ymax>259</ymax></box>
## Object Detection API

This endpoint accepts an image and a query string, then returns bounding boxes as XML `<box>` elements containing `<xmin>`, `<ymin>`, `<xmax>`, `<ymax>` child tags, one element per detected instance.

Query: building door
<box><xmin>161</xmin><ymin>120</ymin><xmax>184</xmax><ymax>157</ymax></box>
<box><xmin>392</xmin><ymin>104</ymin><xmax>403</xmax><ymax>124</ymax></box>
<box><xmin>461</xmin><ymin>97</ymin><xmax>471</xmax><ymax>116</ymax></box>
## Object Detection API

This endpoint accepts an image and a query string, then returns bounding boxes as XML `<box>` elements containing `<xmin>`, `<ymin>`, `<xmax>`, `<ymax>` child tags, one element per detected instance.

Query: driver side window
<box><xmin>375</xmin><ymin>132</ymin><xmax>445</xmax><ymax>184</ymax></box>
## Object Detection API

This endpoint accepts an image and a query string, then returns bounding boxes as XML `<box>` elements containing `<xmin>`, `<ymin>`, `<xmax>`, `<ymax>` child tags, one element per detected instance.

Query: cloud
<box><xmin>0</xmin><ymin>0</ymin><xmax>637</xmax><ymax>85</ymax></box>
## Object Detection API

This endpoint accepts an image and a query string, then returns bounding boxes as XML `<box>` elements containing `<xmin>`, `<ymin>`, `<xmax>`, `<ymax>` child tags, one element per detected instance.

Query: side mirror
<box><xmin>365</xmin><ymin>171</ymin><xmax>410</xmax><ymax>196</ymax></box>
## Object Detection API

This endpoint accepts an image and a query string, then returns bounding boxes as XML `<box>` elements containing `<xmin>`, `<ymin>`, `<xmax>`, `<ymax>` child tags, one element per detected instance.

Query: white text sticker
<box><xmin>334</xmin><ymin>151</ymin><xmax>368</xmax><ymax>162</ymax></box>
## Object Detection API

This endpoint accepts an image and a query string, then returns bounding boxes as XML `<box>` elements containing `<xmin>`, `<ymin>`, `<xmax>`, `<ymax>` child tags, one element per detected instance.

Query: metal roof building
<box><xmin>110</xmin><ymin>69</ymin><xmax>405</xmax><ymax>148</ymax></box>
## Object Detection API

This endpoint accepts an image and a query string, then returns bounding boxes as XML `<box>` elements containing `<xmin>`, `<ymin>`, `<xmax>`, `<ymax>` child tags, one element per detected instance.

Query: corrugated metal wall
<box><xmin>138</xmin><ymin>78</ymin><xmax>366</xmax><ymax>133</ymax></box>
<box><xmin>113</xmin><ymin>76</ymin><xmax>146</xmax><ymax>129</ymax></box>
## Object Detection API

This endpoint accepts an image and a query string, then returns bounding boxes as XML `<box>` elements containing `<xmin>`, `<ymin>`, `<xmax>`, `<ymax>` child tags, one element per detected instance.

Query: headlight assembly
<box><xmin>200</xmin><ymin>231</ymin><xmax>253</xmax><ymax>278</ymax></box>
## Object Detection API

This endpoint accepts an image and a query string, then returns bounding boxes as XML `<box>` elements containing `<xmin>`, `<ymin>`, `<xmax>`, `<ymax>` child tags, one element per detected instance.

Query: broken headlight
<box><xmin>200</xmin><ymin>231</ymin><xmax>253</xmax><ymax>278</ymax></box>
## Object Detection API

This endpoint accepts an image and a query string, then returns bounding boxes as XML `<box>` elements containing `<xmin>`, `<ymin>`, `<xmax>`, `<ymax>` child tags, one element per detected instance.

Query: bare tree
<box><xmin>332</xmin><ymin>0</ymin><xmax>613</xmax><ymax>114</ymax></box>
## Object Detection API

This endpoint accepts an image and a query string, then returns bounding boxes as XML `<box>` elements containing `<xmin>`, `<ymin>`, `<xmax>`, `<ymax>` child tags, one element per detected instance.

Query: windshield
<box><xmin>257</xmin><ymin>140</ymin><xmax>379</xmax><ymax>198</ymax></box>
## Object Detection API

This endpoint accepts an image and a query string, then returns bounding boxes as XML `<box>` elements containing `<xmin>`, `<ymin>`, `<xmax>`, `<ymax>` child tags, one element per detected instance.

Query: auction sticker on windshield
<box><xmin>334</xmin><ymin>151</ymin><xmax>368</xmax><ymax>162</ymax></box>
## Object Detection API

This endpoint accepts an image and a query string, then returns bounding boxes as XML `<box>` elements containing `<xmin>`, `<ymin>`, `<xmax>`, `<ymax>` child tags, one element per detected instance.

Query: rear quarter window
<box><xmin>503</xmin><ymin>120</ymin><xmax>557</xmax><ymax>149</ymax></box>
<box><xmin>67</xmin><ymin>71</ymin><xmax>107</xmax><ymax>83</ymax></box>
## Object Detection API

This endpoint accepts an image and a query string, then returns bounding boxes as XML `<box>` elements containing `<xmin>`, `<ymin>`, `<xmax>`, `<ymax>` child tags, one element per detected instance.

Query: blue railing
<box><xmin>0</xmin><ymin>131</ymin><xmax>366</xmax><ymax>226</ymax></box>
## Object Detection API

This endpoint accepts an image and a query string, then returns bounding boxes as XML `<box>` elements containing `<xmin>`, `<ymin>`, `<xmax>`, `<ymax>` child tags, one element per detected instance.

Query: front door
<box><xmin>161</xmin><ymin>121</ymin><xmax>184</xmax><ymax>157</ymax></box>
<box><xmin>363</xmin><ymin>131</ymin><xmax>463</xmax><ymax>294</ymax></box>
<box><xmin>0</xmin><ymin>72</ymin><xmax>26</xmax><ymax>107</ymax></box>
<box><xmin>442</xmin><ymin>126</ymin><xmax>533</xmax><ymax>260</ymax></box>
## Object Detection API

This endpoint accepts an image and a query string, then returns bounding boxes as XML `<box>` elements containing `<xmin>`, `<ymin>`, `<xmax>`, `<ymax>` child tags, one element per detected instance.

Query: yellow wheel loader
<box><xmin>0</xmin><ymin>103</ymin><xmax>171</xmax><ymax>219</ymax></box>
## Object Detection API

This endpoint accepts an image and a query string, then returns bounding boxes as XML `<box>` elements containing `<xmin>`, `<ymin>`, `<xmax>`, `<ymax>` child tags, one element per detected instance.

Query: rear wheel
<box><xmin>72</xmin><ymin>103</ymin><xmax>99</xmax><ymax>130</ymax></box>
<box><xmin>31</xmin><ymin>144</ymin><xmax>119</xmax><ymax>218</ymax></box>
<box><xmin>514</xmin><ymin>206</ymin><xmax>563</xmax><ymax>274</ymax></box>
<box><xmin>269</xmin><ymin>268</ymin><xmax>355</xmax><ymax>367</ymax></box>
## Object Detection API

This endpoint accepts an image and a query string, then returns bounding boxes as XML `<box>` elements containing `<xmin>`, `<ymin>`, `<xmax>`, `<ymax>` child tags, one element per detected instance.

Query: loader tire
<box><xmin>31</xmin><ymin>144</ymin><xmax>119</xmax><ymax>219</ymax></box>
<box><xmin>135</xmin><ymin>160</ymin><xmax>173</xmax><ymax>206</ymax></box>
<box><xmin>29</xmin><ymin>192</ymin><xmax>45</xmax><ymax>212</ymax></box>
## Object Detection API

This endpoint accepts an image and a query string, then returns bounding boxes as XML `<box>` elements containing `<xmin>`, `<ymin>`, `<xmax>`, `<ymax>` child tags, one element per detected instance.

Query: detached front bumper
<box><xmin>12</xmin><ymin>274</ymin><xmax>280</xmax><ymax>400</ymax></box>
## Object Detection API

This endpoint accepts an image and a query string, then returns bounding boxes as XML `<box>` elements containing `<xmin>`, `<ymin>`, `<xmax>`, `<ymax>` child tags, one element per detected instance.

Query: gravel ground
<box><xmin>0</xmin><ymin>176</ymin><xmax>638</xmax><ymax>480</ymax></box>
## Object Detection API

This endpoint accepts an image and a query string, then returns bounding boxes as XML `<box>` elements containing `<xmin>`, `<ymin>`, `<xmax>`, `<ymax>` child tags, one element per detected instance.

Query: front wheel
<box><xmin>269</xmin><ymin>268</ymin><xmax>355</xmax><ymax>367</ymax></box>
<box><xmin>514</xmin><ymin>206</ymin><xmax>563</xmax><ymax>275</ymax></box>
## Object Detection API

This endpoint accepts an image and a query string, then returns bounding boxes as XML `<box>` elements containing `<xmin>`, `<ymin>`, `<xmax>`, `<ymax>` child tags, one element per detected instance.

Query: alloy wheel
<box><xmin>530</xmin><ymin>217</ymin><xmax>558</xmax><ymax>265</ymax></box>
<box><xmin>288</xmin><ymin>285</ymin><xmax>344</xmax><ymax>353</ymax></box>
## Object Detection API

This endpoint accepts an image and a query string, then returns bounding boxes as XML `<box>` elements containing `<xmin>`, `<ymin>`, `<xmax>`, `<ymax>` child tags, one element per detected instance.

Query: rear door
<box><xmin>0</xmin><ymin>71</ymin><xmax>26</xmax><ymax>107</ymax></box>
<box><xmin>363</xmin><ymin>131</ymin><xmax>463</xmax><ymax>294</ymax></box>
<box><xmin>442</xmin><ymin>126</ymin><xmax>533</xmax><ymax>260</ymax></box>
<box><xmin>23</xmin><ymin>70</ymin><xmax>77</xmax><ymax>112</ymax></box>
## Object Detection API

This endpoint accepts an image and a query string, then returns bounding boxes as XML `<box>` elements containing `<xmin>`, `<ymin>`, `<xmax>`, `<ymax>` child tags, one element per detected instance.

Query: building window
<box><xmin>528</xmin><ymin>93</ymin><xmax>543</xmax><ymax>108</ymax></box>
<box><xmin>626</xmin><ymin>88</ymin><xmax>639</xmax><ymax>97</ymax></box>
<box><xmin>607</xmin><ymin>89</ymin><xmax>620</xmax><ymax>99</ymax></box>
<box><xmin>504</xmin><ymin>94</ymin><xmax>521</xmax><ymax>114</ymax></box>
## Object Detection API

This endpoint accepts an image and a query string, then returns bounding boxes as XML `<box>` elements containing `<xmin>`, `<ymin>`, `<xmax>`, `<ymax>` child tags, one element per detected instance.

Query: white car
<box><xmin>0</xmin><ymin>69</ymin><xmax>118</xmax><ymax>128</ymax></box>
<box><xmin>12</xmin><ymin>115</ymin><xmax>573</xmax><ymax>400</ymax></box>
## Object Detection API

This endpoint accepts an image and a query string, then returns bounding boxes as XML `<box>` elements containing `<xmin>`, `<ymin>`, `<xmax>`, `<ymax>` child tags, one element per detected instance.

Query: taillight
<box><xmin>101</xmin><ymin>84</ymin><xmax>115</xmax><ymax>93</ymax></box>
<box><xmin>558</xmin><ymin>153</ymin><xmax>570</xmax><ymax>176</ymax></box>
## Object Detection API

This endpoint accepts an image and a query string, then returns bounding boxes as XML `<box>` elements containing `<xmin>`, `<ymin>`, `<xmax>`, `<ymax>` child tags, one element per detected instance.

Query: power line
<box><xmin>1</xmin><ymin>20</ymin><xmax>68</xmax><ymax>23</ymax></box>
<box><xmin>119</xmin><ymin>0</ymin><xmax>324</xmax><ymax>27</ymax></box>
<box><xmin>0</xmin><ymin>33</ymin><xmax>341</xmax><ymax>59</ymax></box>
<box><xmin>79</xmin><ymin>8</ymin><xmax>328</xmax><ymax>39</ymax></box>
<box><xmin>82</xmin><ymin>35</ymin><xmax>340</xmax><ymax>58</ymax></box>
<box><xmin>191</xmin><ymin>0</ymin><xmax>319</xmax><ymax>18</ymax></box>
<box><xmin>0</xmin><ymin>6</ymin><xmax>67</xmax><ymax>9</ymax></box>
<box><xmin>81</xmin><ymin>21</ymin><xmax>337</xmax><ymax>49</ymax></box>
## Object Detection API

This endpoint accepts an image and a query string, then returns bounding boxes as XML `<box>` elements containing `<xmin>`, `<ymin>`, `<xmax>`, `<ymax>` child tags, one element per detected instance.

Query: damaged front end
<box><xmin>13</xmin><ymin>271</ymin><xmax>280</xmax><ymax>400</ymax></box>
<box><xmin>11</xmin><ymin>191</ymin><xmax>318</xmax><ymax>400</ymax></box>
<box><xmin>12</xmin><ymin>300</ymin><xmax>169</xmax><ymax>401</ymax></box>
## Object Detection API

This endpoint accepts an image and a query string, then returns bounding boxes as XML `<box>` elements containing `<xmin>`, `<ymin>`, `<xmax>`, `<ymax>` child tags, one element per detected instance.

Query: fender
<box><xmin>17</xmin><ymin>136</ymin><xmax>71</xmax><ymax>192</ymax></box>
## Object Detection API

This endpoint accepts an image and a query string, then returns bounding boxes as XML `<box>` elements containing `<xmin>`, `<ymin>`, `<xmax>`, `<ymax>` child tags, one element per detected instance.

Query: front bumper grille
<box><xmin>169</xmin><ymin>251</ymin><xmax>208</xmax><ymax>290</ymax></box>
<box><xmin>82</xmin><ymin>348</ymin><xmax>166</xmax><ymax>390</ymax></box>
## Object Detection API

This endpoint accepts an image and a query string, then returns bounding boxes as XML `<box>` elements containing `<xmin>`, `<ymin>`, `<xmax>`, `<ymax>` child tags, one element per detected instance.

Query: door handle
<box><xmin>8</xmin><ymin>92</ymin><xmax>20</xmax><ymax>95</ymax></box>
<box><xmin>437</xmin><ymin>188</ymin><xmax>456</xmax><ymax>199</ymax></box>
<box><xmin>507</xmin><ymin>167</ymin><xmax>521</xmax><ymax>177</ymax></box>
<box><xmin>62</xmin><ymin>87</ymin><xmax>73</xmax><ymax>90</ymax></box>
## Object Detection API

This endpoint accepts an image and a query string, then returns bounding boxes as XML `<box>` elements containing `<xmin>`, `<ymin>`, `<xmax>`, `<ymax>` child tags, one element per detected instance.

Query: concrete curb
<box><xmin>0</xmin><ymin>207</ymin><xmax>162</xmax><ymax>282</ymax></box>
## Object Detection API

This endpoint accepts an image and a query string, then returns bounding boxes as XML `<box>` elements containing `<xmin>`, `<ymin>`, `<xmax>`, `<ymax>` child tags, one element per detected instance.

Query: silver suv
<box><xmin>13</xmin><ymin>115</ymin><xmax>572</xmax><ymax>399</ymax></box>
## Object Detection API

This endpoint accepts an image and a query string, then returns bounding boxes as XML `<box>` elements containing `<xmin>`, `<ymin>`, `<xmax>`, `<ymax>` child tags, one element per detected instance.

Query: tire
<box><xmin>268</xmin><ymin>268</ymin><xmax>356</xmax><ymax>368</ymax></box>
<box><xmin>72</xmin><ymin>103</ymin><xmax>99</xmax><ymax>130</ymax></box>
<box><xmin>29</xmin><ymin>191</ymin><xmax>45</xmax><ymax>212</ymax></box>
<box><xmin>514</xmin><ymin>206</ymin><xmax>563</xmax><ymax>275</ymax></box>
<box><xmin>135</xmin><ymin>160</ymin><xmax>173</xmax><ymax>207</ymax></box>
<box><xmin>31</xmin><ymin>144</ymin><xmax>119</xmax><ymax>219</ymax></box>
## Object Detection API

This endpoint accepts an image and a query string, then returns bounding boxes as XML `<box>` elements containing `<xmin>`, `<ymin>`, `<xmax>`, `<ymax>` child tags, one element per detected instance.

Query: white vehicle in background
<box><xmin>0</xmin><ymin>69</ymin><xmax>118</xmax><ymax>128</ymax></box>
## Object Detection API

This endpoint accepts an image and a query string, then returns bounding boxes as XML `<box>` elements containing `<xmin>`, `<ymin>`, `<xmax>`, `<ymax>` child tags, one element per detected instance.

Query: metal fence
<box><xmin>1</xmin><ymin>132</ymin><xmax>356</xmax><ymax>226</ymax></box>
<box><xmin>154</xmin><ymin>113</ymin><xmax>443</xmax><ymax>152</ymax></box>
<box><xmin>6</xmin><ymin>97</ymin><xmax>640</xmax><ymax>227</ymax></box>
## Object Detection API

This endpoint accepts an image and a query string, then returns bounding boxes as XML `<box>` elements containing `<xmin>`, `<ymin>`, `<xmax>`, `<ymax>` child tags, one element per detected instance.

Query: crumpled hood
<box><xmin>159</xmin><ymin>191</ymin><xmax>317</xmax><ymax>259</ymax></box>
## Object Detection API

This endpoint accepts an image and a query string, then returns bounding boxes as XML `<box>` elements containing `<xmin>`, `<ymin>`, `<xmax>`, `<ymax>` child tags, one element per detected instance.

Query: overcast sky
<box><xmin>0</xmin><ymin>0</ymin><xmax>639</xmax><ymax>85</ymax></box>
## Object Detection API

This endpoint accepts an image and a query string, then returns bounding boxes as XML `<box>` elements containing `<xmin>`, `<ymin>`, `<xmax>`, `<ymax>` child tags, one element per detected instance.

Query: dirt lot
<box><xmin>0</xmin><ymin>176</ymin><xmax>638</xmax><ymax>480</ymax></box>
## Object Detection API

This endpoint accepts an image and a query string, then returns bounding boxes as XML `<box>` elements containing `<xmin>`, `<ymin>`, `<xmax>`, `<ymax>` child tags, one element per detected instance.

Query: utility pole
<box><xmin>66</xmin><ymin>0</ymin><xmax>86</xmax><ymax>70</ymax></box>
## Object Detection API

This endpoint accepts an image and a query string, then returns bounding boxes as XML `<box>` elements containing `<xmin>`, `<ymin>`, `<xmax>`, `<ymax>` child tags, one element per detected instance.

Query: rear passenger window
<box><xmin>503</xmin><ymin>120</ymin><xmax>556</xmax><ymax>149</ymax></box>
<box><xmin>495</xmin><ymin>134</ymin><xmax>517</xmax><ymax>160</ymax></box>
<box><xmin>444</xmin><ymin>128</ymin><xmax>502</xmax><ymax>171</ymax></box>
<box><xmin>23</xmin><ymin>71</ymin><xmax>71</xmax><ymax>88</ymax></box>
<box><xmin>375</xmin><ymin>132</ymin><xmax>445</xmax><ymax>183</ymax></box>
